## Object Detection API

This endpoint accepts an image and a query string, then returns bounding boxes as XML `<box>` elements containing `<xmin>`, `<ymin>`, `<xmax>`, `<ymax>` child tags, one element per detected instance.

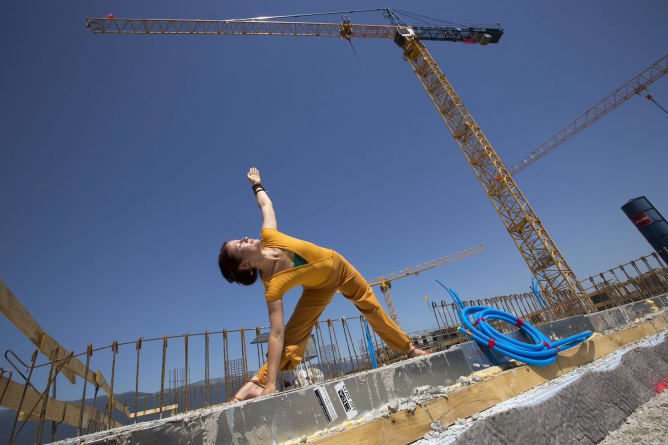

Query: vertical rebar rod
<box><xmin>9</xmin><ymin>350</ymin><xmax>38</xmax><ymax>443</ymax></box>
<box><xmin>240</xmin><ymin>328</ymin><xmax>248</xmax><ymax>383</ymax></box>
<box><xmin>315</xmin><ymin>322</ymin><xmax>332</xmax><ymax>379</ymax></box>
<box><xmin>91</xmin><ymin>385</ymin><xmax>100</xmax><ymax>432</ymax></box>
<box><xmin>13</xmin><ymin>352</ymin><xmax>73</xmax><ymax>443</ymax></box>
<box><xmin>429</xmin><ymin>301</ymin><xmax>441</xmax><ymax>329</ymax></box>
<box><xmin>340</xmin><ymin>318</ymin><xmax>357</xmax><ymax>372</ymax></box>
<box><xmin>77</xmin><ymin>344</ymin><xmax>93</xmax><ymax>435</ymax></box>
<box><xmin>255</xmin><ymin>326</ymin><xmax>262</xmax><ymax>372</ymax></box>
<box><xmin>49</xmin><ymin>371</ymin><xmax>58</xmax><ymax>442</ymax></box>
<box><xmin>516</xmin><ymin>294</ymin><xmax>530</xmax><ymax>318</ymax></box>
<box><xmin>204</xmin><ymin>331</ymin><xmax>210</xmax><ymax>407</ymax></box>
<box><xmin>183</xmin><ymin>334</ymin><xmax>189</xmax><ymax>412</ymax></box>
<box><xmin>438</xmin><ymin>301</ymin><xmax>451</xmax><ymax>329</ymax></box>
<box><xmin>0</xmin><ymin>369</ymin><xmax>11</xmax><ymax>407</ymax></box>
<box><xmin>326</xmin><ymin>319</ymin><xmax>341</xmax><ymax>376</ymax></box>
<box><xmin>641</xmin><ymin>256</ymin><xmax>662</xmax><ymax>296</ymax></box>
<box><xmin>358</xmin><ymin>317</ymin><xmax>374</xmax><ymax>369</ymax></box>
<box><xmin>650</xmin><ymin>251</ymin><xmax>668</xmax><ymax>285</ymax></box>
<box><xmin>35</xmin><ymin>348</ymin><xmax>58</xmax><ymax>445</ymax></box>
<box><xmin>159</xmin><ymin>336</ymin><xmax>167</xmax><ymax>418</ymax></box>
<box><xmin>108</xmin><ymin>341</ymin><xmax>118</xmax><ymax>430</ymax></box>
<box><xmin>370</xmin><ymin>327</ymin><xmax>383</xmax><ymax>364</ymax></box>
<box><xmin>223</xmin><ymin>330</ymin><xmax>230</xmax><ymax>402</ymax></box>
<box><xmin>134</xmin><ymin>338</ymin><xmax>142</xmax><ymax>424</ymax></box>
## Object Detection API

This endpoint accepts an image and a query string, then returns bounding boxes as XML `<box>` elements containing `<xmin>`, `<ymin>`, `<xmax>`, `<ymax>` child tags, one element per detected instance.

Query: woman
<box><xmin>219</xmin><ymin>167</ymin><xmax>427</xmax><ymax>401</ymax></box>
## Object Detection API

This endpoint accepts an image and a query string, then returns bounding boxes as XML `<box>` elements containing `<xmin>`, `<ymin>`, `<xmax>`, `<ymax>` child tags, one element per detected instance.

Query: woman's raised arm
<box><xmin>247</xmin><ymin>167</ymin><xmax>277</xmax><ymax>229</ymax></box>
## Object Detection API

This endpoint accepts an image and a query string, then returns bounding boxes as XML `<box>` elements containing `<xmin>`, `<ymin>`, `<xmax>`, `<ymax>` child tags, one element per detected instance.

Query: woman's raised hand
<box><xmin>247</xmin><ymin>167</ymin><xmax>261</xmax><ymax>186</ymax></box>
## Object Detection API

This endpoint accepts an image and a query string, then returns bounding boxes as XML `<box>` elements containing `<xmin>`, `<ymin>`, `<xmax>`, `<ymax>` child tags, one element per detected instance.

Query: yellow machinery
<box><xmin>85</xmin><ymin>9</ymin><xmax>587</xmax><ymax>303</ymax></box>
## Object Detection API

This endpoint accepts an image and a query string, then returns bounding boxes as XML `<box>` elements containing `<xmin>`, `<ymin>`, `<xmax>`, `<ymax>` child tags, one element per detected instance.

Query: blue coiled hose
<box><xmin>436</xmin><ymin>280</ymin><xmax>592</xmax><ymax>366</ymax></box>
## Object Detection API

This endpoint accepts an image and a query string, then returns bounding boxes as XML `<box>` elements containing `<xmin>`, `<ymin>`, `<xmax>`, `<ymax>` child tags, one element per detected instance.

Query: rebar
<box><xmin>223</xmin><ymin>330</ymin><xmax>230</xmax><ymax>401</ymax></box>
<box><xmin>183</xmin><ymin>334</ymin><xmax>189</xmax><ymax>412</ymax></box>
<box><xmin>35</xmin><ymin>347</ymin><xmax>58</xmax><ymax>445</ymax></box>
<box><xmin>8</xmin><ymin>349</ymin><xmax>38</xmax><ymax>443</ymax></box>
<box><xmin>77</xmin><ymin>343</ymin><xmax>92</xmax><ymax>435</ymax></box>
<box><xmin>204</xmin><ymin>331</ymin><xmax>210</xmax><ymax>407</ymax></box>
<box><xmin>159</xmin><ymin>336</ymin><xmax>167</xmax><ymax>418</ymax></box>
<box><xmin>134</xmin><ymin>338</ymin><xmax>142</xmax><ymax>424</ymax></box>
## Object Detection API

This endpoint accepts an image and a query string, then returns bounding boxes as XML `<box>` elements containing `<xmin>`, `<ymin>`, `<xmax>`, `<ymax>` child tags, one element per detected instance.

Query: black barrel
<box><xmin>621</xmin><ymin>196</ymin><xmax>668</xmax><ymax>264</ymax></box>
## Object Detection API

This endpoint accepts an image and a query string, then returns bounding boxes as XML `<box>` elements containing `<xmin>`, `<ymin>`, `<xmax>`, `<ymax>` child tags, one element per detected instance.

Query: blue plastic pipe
<box><xmin>362</xmin><ymin>318</ymin><xmax>378</xmax><ymax>369</ymax></box>
<box><xmin>436</xmin><ymin>280</ymin><xmax>592</xmax><ymax>366</ymax></box>
<box><xmin>530</xmin><ymin>273</ymin><xmax>552</xmax><ymax>320</ymax></box>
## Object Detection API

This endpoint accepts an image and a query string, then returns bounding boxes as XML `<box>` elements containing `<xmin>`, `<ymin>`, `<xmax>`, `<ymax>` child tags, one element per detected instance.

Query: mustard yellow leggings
<box><xmin>253</xmin><ymin>252</ymin><xmax>411</xmax><ymax>385</ymax></box>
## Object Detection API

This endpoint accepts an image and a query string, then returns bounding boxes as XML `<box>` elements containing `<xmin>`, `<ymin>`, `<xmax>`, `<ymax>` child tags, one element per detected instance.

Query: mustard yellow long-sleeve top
<box><xmin>260</xmin><ymin>228</ymin><xmax>335</xmax><ymax>302</ymax></box>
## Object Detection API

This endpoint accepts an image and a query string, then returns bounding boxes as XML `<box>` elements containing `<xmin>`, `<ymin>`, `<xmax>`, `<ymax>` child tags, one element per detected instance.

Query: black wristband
<box><xmin>252</xmin><ymin>183</ymin><xmax>266</xmax><ymax>195</ymax></box>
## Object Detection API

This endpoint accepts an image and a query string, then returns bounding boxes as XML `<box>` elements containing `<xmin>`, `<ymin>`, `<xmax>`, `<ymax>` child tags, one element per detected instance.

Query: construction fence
<box><xmin>1</xmin><ymin>250</ymin><xmax>667</xmax><ymax>444</ymax></box>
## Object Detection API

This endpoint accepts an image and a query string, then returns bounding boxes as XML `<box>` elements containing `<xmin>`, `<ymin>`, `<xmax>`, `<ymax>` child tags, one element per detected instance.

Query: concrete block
<box><xmin>623</xmin><ymin>299</ymin><xmax>659</xmax><ymax>319</ymax></box>
<box><xmin>587</xmin><ymin>307</ymin><xmax>628</xmax><ymax>332</ymax></box>
<box><xmin>535</xmin><ymin>315</ymin><xmax>594</xmax><ymax>341</ymax></box>
<box><xmin>653</xmin><ymin>293</ymin><xmax>668</xmax><ymax>308</ymax></box>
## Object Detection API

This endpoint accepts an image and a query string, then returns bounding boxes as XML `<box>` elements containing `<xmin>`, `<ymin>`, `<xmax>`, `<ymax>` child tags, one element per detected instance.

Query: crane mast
<box><xmin>86</xmin><ymin>11</ymin><xmax>590</xmax><ymax>307</ymax></box>
<box><xmin>394</xmin><ymin>32</ymin><xmax>589</xmax><ymax>303</ymax></box>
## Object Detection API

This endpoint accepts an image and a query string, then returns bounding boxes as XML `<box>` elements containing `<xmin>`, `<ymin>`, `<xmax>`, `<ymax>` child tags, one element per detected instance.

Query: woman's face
<box><xmin>226</xmin><ymin>237</ymin><xmax>260</xmax><ymax>267</ymax></box>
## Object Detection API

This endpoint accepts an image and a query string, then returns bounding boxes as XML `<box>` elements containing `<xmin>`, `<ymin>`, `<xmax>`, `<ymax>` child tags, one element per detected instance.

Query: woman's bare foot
<box><xmin>408</xmin><ymin>346</ymin><xmax>429</xmax><ymax>357</ymax></box>
<box><xmin>231</xmin><ymin>380</ymin><xmax>264</xmax><ymax>402</ymax></box>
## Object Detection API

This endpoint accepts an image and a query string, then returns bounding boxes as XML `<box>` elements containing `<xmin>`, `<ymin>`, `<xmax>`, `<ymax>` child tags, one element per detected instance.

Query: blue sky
<box><xmin>1</xmin><ymin>1</ymin><xmax>667</xmax><ymax>399</ymax></box>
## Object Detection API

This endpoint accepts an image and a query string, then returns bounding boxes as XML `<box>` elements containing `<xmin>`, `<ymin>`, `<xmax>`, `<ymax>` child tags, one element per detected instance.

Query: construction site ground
<box><xmin>49</xmin><ymin>296</ymin><xmax>668</xmax><ymax>445</ymax></box>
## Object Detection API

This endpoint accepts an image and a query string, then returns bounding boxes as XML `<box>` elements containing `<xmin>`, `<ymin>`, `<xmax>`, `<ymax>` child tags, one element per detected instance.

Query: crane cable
<box><xmin>436</xmin><ymin>280</ymin><xmax>592</xmax><ymax>366</ymax></box>
<box><xmin>645</xmin><ymin>93</ymin><xmax>668</xmax><ymax>114</ymax></box>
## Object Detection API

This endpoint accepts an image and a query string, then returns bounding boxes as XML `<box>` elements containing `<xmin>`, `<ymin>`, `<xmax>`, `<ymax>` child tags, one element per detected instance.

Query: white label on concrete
<box><xmin>334</xmin><ymin>381</ymin><xmax>358</xmax><ymax>419</ymax></box>
<box><xmin>314</xmin><ymin>385</ymin><xmax>338</xmax><ymax>424</ymax></box>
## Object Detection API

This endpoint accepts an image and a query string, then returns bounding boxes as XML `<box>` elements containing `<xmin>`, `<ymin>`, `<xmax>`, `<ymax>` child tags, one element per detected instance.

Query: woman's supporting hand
<box><xmin>261</xmin><ymin>385</ymin><xmax>277</xmax><ymax>396</ymax></box>
<box><xmin>247</xmin><ymin>167</ymin><xmax>261</xmax><ymax>186</ymax></box>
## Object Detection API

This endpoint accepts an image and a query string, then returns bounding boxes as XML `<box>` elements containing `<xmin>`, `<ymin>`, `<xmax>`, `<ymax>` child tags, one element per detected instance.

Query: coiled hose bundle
<box><xmin>436</xmin><ymin>280</ymin><xmax>592</xmax><ymax>366</ymax></box>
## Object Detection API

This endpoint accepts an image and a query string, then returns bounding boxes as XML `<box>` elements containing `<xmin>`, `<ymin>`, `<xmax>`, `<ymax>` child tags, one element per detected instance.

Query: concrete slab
<box><xmin>424</xmin><ymin>332</ymin><xmax>668</xmax><ymax>445</ymax></box>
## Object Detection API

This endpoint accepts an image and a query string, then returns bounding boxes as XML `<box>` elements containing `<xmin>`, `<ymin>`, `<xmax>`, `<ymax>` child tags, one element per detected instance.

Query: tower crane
<box><xmin>508</xmin><ymin>54</ymin><xmax>668</xmax><ymax>176</ymax></box>
<box><xmin>85</xmin><ymin>9</ymin><xmax>588</xmax><ymax>303</ymax></box>
<box><xmin>367</xmin><ymin>244</ymin><xmax>486</xmax><ymax>328</ymax></box>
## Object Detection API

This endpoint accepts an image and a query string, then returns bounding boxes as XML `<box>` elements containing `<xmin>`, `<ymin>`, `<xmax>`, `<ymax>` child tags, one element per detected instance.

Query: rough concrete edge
<box><xmin>425</xmin><ymin>329</ymin><xmax>668</xmax><ymax>445</ymax></box>
<box><xmin>304</xmin><ymin>309</ymin><xmax>668</xmax><ymax>445</ymax></box>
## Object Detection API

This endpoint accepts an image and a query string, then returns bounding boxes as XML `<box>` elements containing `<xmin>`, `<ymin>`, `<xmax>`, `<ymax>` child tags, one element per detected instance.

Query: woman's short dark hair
<box><xmin>218</xmin><ymin>241</ymin><xmax>258</xmax><ymax>286</ymax></box>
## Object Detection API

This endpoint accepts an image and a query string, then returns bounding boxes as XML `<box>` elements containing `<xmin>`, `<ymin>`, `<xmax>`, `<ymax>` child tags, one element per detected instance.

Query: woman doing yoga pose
<box><xmin>218</xmin><ymin>168</ymin><xmax>427</xmax><ymax>401</ymax></box>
